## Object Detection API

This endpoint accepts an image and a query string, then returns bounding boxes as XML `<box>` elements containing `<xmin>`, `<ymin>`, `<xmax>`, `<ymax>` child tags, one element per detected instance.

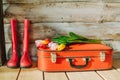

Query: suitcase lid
<box><xmin>68</xmin><ymin>44</ymin><xmax>112</xmax><ymax>51</ymax></box>
<box><xmin>39</xmin><ymin>43</ymin><xmax>112</xmax><ymax>51</ymax></box>
<box><xmin>38</xmin><ymin>44</ymin><xmax>113</xmax><ymax>63</ymax></box>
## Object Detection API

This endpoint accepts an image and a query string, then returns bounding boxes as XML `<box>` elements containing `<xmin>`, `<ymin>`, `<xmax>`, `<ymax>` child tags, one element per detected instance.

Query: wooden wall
<box><xmin>3</xmin><ymin>0</ymin><xmax>120</xmax><ymax>60</ymax></box>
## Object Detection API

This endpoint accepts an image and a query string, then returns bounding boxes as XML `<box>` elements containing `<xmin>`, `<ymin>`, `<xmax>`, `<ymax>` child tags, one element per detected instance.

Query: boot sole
<box><xmin>7</xmin><ymin>65</ymin><xmax>19</xmax><ymax>68</ymax></box>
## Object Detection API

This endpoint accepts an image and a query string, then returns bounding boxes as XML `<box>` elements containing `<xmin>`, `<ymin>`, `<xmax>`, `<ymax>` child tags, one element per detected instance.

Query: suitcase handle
<box><xmin>68</xmin><ymin>57</ymin><xmax>89</xmax><ymax>69</ymax></box>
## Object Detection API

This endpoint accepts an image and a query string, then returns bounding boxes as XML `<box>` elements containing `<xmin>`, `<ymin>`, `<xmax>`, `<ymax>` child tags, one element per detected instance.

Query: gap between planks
<box><xmin>16</xmin><ymin>68</ymin><xmax>21</xmax><ymax>80</ymax></box>
<box><xmin>96</xmin><ymin>59</ymin><xmax>120</xmax><ymax>80</ymax></box>
<box><xmin>0</xmin><ymin>66</ymin><xmax>21</xmax><ymax>80</ymax></box>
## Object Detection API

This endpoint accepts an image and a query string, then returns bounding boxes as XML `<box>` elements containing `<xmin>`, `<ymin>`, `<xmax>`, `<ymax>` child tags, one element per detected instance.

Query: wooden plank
<box><xmin>4</xmin><ymin>23</ymin><xmax>56</xmax><ymax>43</ymax></box>
<box><xmin>113</xmin><ymin>59</ymin><xmax>120</xmax><ymax>71</ymax></box>
<box><xmin>4</xmin><ymin>2</ymin><xmax>105</xmax><ymax>23</ymax></box>
<box><xmin>3</xmin><ymin>4</ymin><xmax>9</xmax><ymax>15</ymax></box>
<box><xmin>4</xmin><ymin>24</ymin><xmax>11</xmax><ymax>43</ymax></box>
<box><xmin>3</xmin><ymin>0</ymin><xmax>120</xmax><ymax>3</ymax></box>
<box><xmin>0</xmin><ymin>0</ymin><xmax>6</xmax><ymax>65</ymax></box>
<box><xmin>97</xmin><ymin>69</ymin><xmax>120</xmax><ymax>80</ymax></box>
<box><xmin>5</xmin><ymin>43</ymin><xmax>11</xmax><ymax>59</ymax></box>
<box><xmin>0</xmin><ymin>66</ymin><xmax>20</xmax><ymax>80</ymax></box>
<box><xmin>102</xmin><ymin>3</ymin><xmax>120</xmax><ymax>22</ymax></box>
<box><xmin>113</xmin><ymin>52</ymin><xmax>120</xmax><ymax>59</ymax></box>
<box><xmin>102</xmin><ymin>41</ymin><xmax>120</xmax><ymax>53</ymax></box>
<box><xmin>3</xmin><ymin>0</ymin><xmax>96</xmax><ymax>3</ymax></box>
<box><xmin>4</xmin><ymin>22</ymin><xmax>120</xmax><ymax>43</ymax></box>
<box><xmin>44</xmin><ymin>72</ymin><xmax>68</xmax><ymax>80</ymax></box>
<box><xmin>4</xmin><ymin>2</ymin><xmax>120</xmax><ymax>23</ymax></box>
<box><xmin>107</xmin><ymin>41</ymin><xmax>120</xmax><ymax>52</ymax></box>
<box><xmin>18</xmin><ymin>62</ymin><xmax>43</xmax><ymax>80</ymax></box>
<box><xmin>105</xmin><ymin>0</ymin><xmax>120</xmax><ymax>3</ymax></box>
<box><xmin>67</xmin><ymin>71</ymin><xmax>103</xmax><ymax>80</ymax></box>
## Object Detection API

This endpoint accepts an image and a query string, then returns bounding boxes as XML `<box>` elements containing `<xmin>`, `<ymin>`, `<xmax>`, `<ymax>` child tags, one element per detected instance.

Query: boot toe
<box><xmin>7</xmin><ymin>60</ymin><xmax>19</xmax><ymax>68</ymax></box>
<box><xmin>7</xmin><ymin>56</ymin><xmax>19</xmax><ymax>68</ymax></box>
<box><xmin>20</xmin><ymin>62</ymin><xmax>32</xmax><ymax>68</ymax></box>
<box><xmin>20</xmin><ymin>58</ymin><xmax>32</xmax><ymax>68</ymax></box>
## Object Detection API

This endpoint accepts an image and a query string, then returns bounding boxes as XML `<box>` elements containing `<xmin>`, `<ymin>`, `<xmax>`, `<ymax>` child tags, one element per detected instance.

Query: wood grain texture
<box><xmin>5</xmin><ymin>23</ymin><xmax>56</xmax><ymax>43</ymax></box>
<box><xmin>1</xmin><ymin>60</ymin><xmax>120</xmax><ymax>80</ymax></box>
<box><xmin>5</xmin><ymin>43</ymin><xmax>11</xmax><ymax>59</ymax></box>
<box><xmin>44</xmin><ymin>72</ymin><xmax>68</xmax><ymax>80</ymax></box>
<box><xmin>102</xmin><ymin>3</ymin><xmax>120</xmax><ymax>22</ymax></box>
<box><xmin>3</xmin><ymin>0</ymin><xmax>95</xmax><ymax>3</ymax></box>
<box><xmin>4</xmin><ymin>22</ymin><xmax>120</xmax><ymax>43</ymax></box>
<box><xmin>113</xmin><ymin>59</ymin><xmax>120</xmax><ymax>71</ymax></box>
<box><xmin>18</xmin><ymin>62</ymin><xmax>43</xmax><ymax>80</ymax></box>
<box><xmin>113</xmin><ymin>59</ymin><xmax>120</xmax><ymax>68</ymax></box>
<box><xmin>67</xmin><ymin>71</ymin><xmax>103</xmax><ymax>80</ymax></box>
<box><xmin>3</xmin><ymin>4</ymin><xmax>9</xmax><ymax>14</ymax></box>
<box><xmin>96</xmin><ymin>59</ymin><xmax>120</xmax><ymax>80</ymax></box>
<box><xmin>97</xmin><ymin>69</ymin><xmax>120</xmax><ymax>80</ymax></box>
<box><xmin>4</xmin><ymin>2</ymin><xmax>105</xmax><ymax>23</ymax></box>
<box><xmin>0</xmin><ymin>66</ymin><xmax>20</xmax><ymax>80</ymax></box>
<box><xmin>4</xmin><ymin>2</ymin><xmax>120</xmax><ymax>23</ymax></box>
<box><xmin>3</xmin><ymin>0</ymin><xmax>120</xmax><ymax>3</ymax></box>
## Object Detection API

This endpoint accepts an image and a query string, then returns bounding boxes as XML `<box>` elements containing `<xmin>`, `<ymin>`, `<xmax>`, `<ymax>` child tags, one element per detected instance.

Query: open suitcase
<box><xmin>37</xmin><ymin>43</ymin><xmax>113</xmax><ymax>71</ymax></box>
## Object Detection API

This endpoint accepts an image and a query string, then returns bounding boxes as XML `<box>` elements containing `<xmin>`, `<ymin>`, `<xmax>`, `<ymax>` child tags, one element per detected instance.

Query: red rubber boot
<box><xmin>20</xmin><ymin>19</ymin><xmax>32</xmax><ymax>68</ymax></box>
<box><xmin>7</xmin><ymin>19</ymin><xmax>19</xmax><ymax>68</ymax></box>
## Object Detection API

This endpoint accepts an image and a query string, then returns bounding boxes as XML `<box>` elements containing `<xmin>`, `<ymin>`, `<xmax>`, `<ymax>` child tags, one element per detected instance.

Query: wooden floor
<box><xmin>0</xmin><ymin>59</ymin><xmax>120</xmax><ymax>80</ymax></box>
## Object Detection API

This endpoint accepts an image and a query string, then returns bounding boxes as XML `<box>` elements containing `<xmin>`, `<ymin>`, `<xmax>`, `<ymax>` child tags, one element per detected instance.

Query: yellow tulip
<box><xmin>57</xmin><ymin>44</ymin><xmax>66</xmax><ymax>51</ymax></box>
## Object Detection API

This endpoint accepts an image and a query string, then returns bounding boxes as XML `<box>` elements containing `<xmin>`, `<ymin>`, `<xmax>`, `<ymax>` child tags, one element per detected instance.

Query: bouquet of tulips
<box><xmin>35</xmin><ymin>32</ymin><xmax>101</xmax><ymax>51</ymax></box>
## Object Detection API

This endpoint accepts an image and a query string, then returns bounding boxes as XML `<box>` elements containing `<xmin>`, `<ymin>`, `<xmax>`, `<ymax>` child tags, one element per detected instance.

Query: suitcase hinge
<box><xmin>51</xmin><ymin>52</ymin><xmax>57</xmax><ymax>63</ymax></box>
<box><xmin>100</xmin><ymin>51</ymin><xmax>106</xmax><ymax>61</ymax></box>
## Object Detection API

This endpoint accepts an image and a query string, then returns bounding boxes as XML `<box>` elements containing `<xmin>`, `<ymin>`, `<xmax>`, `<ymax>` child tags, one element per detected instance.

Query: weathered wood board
<box><xmin>18</xmin><ymin>61</ymin><xmax>43</xmax><ymax>80</ymax></box>
<box><xmin>3</xmin><ymin>2</ymin><xmax>120</xmax><ymax>23</ymax></box>
<box><xmin>4</xmin><ymin>2</ymin><xmax>105</xmax><ymax>23</ymax></box>
<box><xmin>44</xmin><ymin>72</ymin><xmax>68</xmax><ymax>80</ymax></box>
<box><xmin>18</xmin><ymin>67</ymin><xmax>43</xmax><ymax>80</ymax></box>
<box><xmin>3</xmin><ymin>0</ymin><xmax>120</xmax><ymax>3</ymax></box>
<box><xmin>113</xmin><ymin>59</ymin><xmax>120</xmax><ymax>72</ymax></box>
<box><xmin>67</xmin><ymin>71</ymin><xmax>103</xmax><ymax>80</ymax></box>
<box><xmin>1</xmin><ymin>59</ymin><xmax>120</xmax><ymax>80</ymax></box>
<box><xmin>113</xmin><ymin>59</ymin><xmax>120</xmax><ymax>69</ymax></box>
<box><xmin>0</xmin><ymin>66</ymin><xmax>20</xmax><ymax>80</ymax></box>
<box><xmin>97</xmin><ymin>59</ymin><xmax>120</xmax><ymax>80</ymax></box>
<box><xmin>4</xmin><ymin>22</ymin><xmax>120</xmax><ymax>43</ymax></box>
<box><xmin>4</xmin><ymin>23</ymin><xmax>56</xmax><ymax>43</ymax></box>
<box><xmin>97</xmin><ymin>69</ymin><xmax>120</xmax><ymax>80</ymax></box>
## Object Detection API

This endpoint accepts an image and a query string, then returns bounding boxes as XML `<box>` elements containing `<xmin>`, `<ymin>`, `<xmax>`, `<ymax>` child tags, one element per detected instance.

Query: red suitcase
<box><xmin>37</xmin><ymin>43</ymin><xmax>113</xmax><ymax>71</ymax></box>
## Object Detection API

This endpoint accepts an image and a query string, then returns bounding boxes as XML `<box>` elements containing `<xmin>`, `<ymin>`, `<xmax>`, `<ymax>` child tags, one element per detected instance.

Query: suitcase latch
<box><xmin>100</xmin><ymin>51</ymin><xmax>106</xmax><ymax>61</ymax></box>
<box><xmin>51</xmin><ymin>52</ymin><xmax>57</xmax><ymax>63</ymax></box>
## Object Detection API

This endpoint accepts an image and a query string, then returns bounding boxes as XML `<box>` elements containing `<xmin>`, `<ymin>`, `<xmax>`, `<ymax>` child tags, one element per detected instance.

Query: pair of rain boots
<box><xmin>7</xmin><ymin>19</ymin><xmax>32</xmax><ymax>68</ymax></box>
